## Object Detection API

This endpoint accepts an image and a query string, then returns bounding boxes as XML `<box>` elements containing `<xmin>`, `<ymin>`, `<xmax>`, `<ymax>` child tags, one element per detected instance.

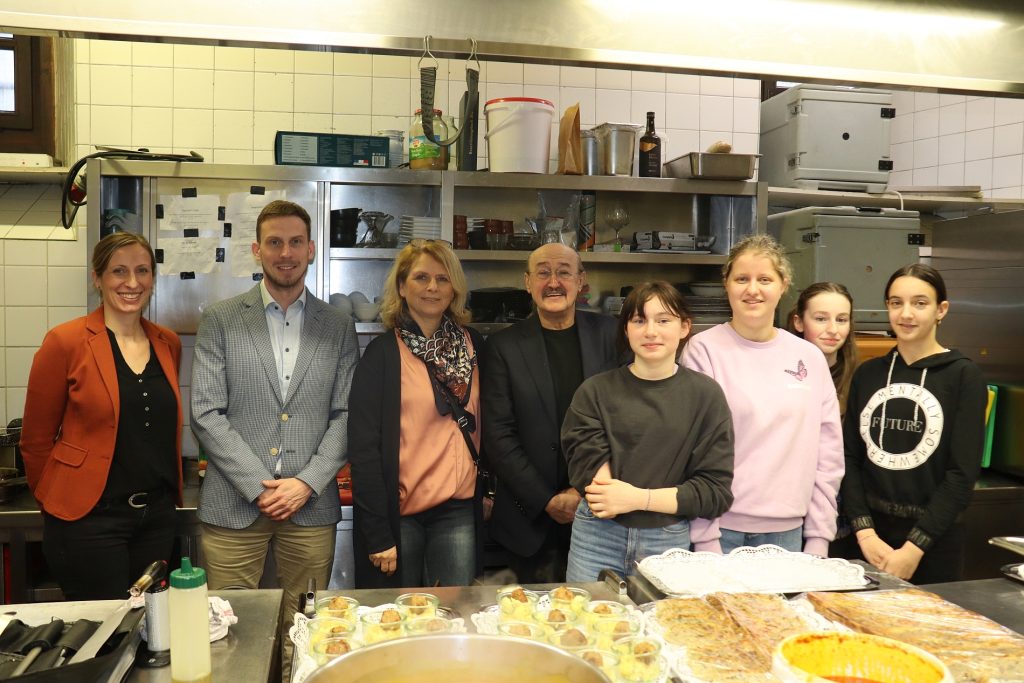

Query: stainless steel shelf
<box><xmin>95</xmin><ymin>159</ymin><xmax>442</xmax><ymax>185</ymax></box>
<box><xmin>447</xmin><ymin>170</ymin><xmax>760</xmax><ymax>196</ymax></box>
<box><xmin>767</xmin><ymin>186</ymin><xmax>1024</xmax><ymax>214</ymax></box>
<box><xmin>0</xmin><ymin>166</ymin><xmax>70</xmax><ymax>184</ymax></box>
<box><xmin>330</xmin><ymin>247</ymin><xmax>727</xmax><ymax>265</ymax></box>
<box><xmin>90</xmin><ymin>161</ymin><xmax>756</xmax><ymax>195</ymax></box>
<box><xmin>354</xmin><ymin>321</ymin><xmax>514</xmax><ymax>336</ymax></box>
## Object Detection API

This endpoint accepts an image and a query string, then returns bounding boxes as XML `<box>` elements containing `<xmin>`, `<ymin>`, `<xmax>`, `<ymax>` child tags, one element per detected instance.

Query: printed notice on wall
<box><xmin>225</xmin><ymin>190</ymin><xmax>287</xmax><ymax>243</ymax></box>
<box><xmin>159</xmin><ymin>195</ymin><xmax>221</xmax><ymax>232</ymax></box>
<box><xmin>229</xmin><ymin>241</ymin><xmax>261</xmax><ymax>278</ymax></box>
<box><xmin>158</xmin><ymin>237</ymin><xmax>220</xmax><ymax>275</ymax></box>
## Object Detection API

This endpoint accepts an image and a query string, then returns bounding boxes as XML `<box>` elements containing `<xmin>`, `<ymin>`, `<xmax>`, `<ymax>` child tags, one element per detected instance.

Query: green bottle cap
<box><xmin>169</xmin><ymin>557</ymin><xmax>207</xmax><ymax>589</ymax></box>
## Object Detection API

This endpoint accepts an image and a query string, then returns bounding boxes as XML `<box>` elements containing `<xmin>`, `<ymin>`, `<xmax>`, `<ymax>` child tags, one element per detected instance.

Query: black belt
<box><xmin>101</xmin><ymin>489</ymin><xmax>169</xmax><ymax>509</ymax></box>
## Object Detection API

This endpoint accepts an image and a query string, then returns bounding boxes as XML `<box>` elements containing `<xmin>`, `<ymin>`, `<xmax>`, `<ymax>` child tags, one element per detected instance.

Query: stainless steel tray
<box><xmin>989</xmin><ymin>536</ymin><xmax>1024</xmax><ymax>557</ymax></box>
<box><xmin>1000</xmin><ymin>563</ymin><xmax>1024</xmax><ymax>584</ymax></box>
<box><xmin>663</xmin><ymin>152</ymin><xmax>759</xmax><ymax>180</ymax></box>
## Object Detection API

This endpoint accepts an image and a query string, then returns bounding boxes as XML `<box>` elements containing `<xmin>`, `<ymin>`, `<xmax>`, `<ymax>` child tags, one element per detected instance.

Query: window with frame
<box><xmin>0</xmin><ymin>33</ymin><xmax>56</xmax><ymax>156</ymax></box>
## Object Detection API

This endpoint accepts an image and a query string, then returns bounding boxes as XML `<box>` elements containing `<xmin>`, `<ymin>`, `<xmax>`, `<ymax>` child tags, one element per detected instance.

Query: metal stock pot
<box><xmin>306</xmin><ymin>633</ymin><xmax>611</xmax><ymax>683</ymax></box>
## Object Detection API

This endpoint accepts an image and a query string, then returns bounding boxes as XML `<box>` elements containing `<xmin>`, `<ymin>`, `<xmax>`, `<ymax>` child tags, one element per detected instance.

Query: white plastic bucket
<box><xmin>484</xmin><ymin>97</ymin><xmax>554</xmax><ymax>173</ymax></box>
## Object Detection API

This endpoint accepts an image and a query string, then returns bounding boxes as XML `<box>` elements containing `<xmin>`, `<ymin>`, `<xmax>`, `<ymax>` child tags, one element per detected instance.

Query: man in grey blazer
<box><xmin>191</xmin><ymin>200</ymin><xmax>359</xmax><ymax>632</ymax></box>
<box><xmin>482</xmin><ymin>243</ymin><xmax>621</xmax><ymax>583</ymax></box>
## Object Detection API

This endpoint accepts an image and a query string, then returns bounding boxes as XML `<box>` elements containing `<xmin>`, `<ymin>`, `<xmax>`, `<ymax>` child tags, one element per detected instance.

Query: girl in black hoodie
<box><xmin>841</xmin><ymin>264</ymin><xmax>986</xmax><ymax>583</ymax></box>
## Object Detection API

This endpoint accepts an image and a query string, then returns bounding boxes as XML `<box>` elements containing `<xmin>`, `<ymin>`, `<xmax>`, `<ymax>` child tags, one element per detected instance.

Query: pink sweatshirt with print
<box><xmin>681</xmin><ymin>323</ymin><xmax>843</xmax><ymax>557</ymax></box>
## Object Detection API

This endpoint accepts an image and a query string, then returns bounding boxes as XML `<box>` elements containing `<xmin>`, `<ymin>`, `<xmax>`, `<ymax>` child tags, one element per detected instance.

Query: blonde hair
<box><xmin>722</xmin><ymin>234</ymin><xmax>792</xmax><ymax>290</ymax></box>
<box><xmin>379</xmin><ymin>240</ymin><xmax>471</xmax><ymax>329</ymax></box>
<box><xmin>92</xmin><ymin>231</ymin><xmax>155</xmax><ymax>276</ymax></box>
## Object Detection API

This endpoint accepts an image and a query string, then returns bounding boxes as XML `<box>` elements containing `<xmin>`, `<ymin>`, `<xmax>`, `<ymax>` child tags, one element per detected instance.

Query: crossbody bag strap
<box><xmin>435</xmin><ymin>377</ymin><xmax>483</xmax><ymax>469</ymax></box>
<box><xmin>420</xmin><ymin>357</ymin><xmax>484</xmax><ymax>467</ymax></box>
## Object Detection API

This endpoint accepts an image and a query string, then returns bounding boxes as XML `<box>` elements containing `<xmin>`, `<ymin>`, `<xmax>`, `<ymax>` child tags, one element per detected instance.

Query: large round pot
<box><xmin>306</xmin><ymin>633</ymin><xmax>610</xmax><ymax>683</ymax></box>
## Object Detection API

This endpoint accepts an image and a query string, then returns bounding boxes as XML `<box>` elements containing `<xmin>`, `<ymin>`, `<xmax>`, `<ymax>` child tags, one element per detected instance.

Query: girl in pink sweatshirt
<box><xmin>681</xmin><ymin>235</ymin><xmax>844</xmax><ymax>556</ymax></box>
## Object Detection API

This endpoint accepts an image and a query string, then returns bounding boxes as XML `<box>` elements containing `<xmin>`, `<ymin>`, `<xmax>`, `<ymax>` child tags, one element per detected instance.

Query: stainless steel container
<box><xmin>307</xmin><ymin>633</ymin><xmax>611</xmax><ymax>683</ymax></box>
<box><xmin>664</xmin><ymin>152</ymin><xmax>760</xmax><ymax>180</ymax></box>
<box><xmin>593</xmin><ymin>122</ymin><xmax>641</xmax><ymax>176</ymax></box>
<box><xmin>581</xmin><ymin>129</ymin><xmax>600</xmax><ymax>175</ymax></box>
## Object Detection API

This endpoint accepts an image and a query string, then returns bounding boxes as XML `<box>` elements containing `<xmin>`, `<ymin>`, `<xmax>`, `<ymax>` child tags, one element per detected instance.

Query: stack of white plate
<box><xmin>398</xmin><ymin>216</ymin><xmax>442</xmax><ymax>246</ymax></box>
<box><xmin>467</xmin><ymin>217</ymin><xmax>486</xmax><ymax>231</ymax></box>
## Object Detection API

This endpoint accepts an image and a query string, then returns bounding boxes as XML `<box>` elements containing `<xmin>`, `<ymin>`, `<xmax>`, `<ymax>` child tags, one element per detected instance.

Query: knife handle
<box><xmin>57</xmin><ymin>619</ymin><xmax>100</xmax><ymax>661</ymax></box>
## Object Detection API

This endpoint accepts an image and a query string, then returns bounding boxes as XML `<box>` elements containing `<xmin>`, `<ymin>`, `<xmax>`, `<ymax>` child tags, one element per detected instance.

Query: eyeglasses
<box><xmin>408</xmin><ymin>238</ymin><xmax>453</xmax><ymax>248</ymax></box>
<box><xmin>531</xmin><ymin>269</ymin><xmax>580</xmax><ymax>282</ymax></box>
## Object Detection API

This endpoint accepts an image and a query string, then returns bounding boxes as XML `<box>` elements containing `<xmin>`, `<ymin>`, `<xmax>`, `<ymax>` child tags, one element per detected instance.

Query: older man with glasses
<box><xmin>482</xmin><ymin>242</ymin><xmax>623</xmax><ymax>583</ymax></box>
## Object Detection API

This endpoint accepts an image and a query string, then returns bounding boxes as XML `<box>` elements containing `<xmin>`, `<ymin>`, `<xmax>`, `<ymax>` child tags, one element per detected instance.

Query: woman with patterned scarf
<box><xmin>349</xmin><ymin>239</ymin><xmax>486</xmax><ymax>588</ymax></box>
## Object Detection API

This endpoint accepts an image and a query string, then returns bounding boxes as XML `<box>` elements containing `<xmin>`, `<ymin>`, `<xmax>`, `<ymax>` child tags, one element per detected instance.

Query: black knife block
<box><xmin>0</xmin><ymin>610</ymin><xmax>142</xmax><ymax>682</ymax></box>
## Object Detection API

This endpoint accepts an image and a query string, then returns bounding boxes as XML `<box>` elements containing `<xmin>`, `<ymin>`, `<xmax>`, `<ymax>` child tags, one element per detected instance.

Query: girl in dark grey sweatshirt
<box><xmin>562</xmin><ymin>282</ymin><xmax>735</xmax><ymax>580</ymax></box>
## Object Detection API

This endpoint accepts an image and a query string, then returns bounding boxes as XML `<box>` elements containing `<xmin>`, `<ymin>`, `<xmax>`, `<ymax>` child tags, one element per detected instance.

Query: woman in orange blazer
<box><xmin>21</xmin><ymin>232</ymin><xmax>183</xmax><ymax>600</ymax></box>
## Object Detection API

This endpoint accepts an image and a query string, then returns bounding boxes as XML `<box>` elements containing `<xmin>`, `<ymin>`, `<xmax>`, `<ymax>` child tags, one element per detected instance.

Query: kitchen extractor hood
<box><xmin>1</xmin><ymin>0</ymin><xmax>1023</xmax><ymax>96</ymax></box>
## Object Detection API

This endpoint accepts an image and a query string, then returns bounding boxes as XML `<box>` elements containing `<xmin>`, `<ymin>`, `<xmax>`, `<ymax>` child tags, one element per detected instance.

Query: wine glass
<box><xmin>604</xmin><ymin>201</ymin><xmax>630</xmax><ymax>252</ymax></box>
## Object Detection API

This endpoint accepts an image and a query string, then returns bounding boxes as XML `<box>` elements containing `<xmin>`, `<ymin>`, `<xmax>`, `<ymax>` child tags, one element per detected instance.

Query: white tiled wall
<box><xmin>889</xmin><ymin>91</ymin><xmax>1024</xmax><ymax>197</ymax></box>
<box><xmin>0</xmin><ymin>233</ymin><xmax>88</xmax><ymax>423</ymax></box>
<box><xmin>69</xmin><ymin>40</ymin><xmax>763</xmax><ymax>168</ymax></box>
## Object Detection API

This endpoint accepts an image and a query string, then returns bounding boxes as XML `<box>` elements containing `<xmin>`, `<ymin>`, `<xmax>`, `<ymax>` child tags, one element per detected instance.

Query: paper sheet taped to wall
<box><xmin>159</xmin><ymin>194</ymin><xmax>221</xmax><ymax>232</ymax></box>
<box><xmin>225</xmin><ymin>190</ymin><xmax>287</xmax><ymax>242</ymax></box>
<box><xmin>159</xmin><ymin>237</ymin><xmax>220</xmax><ymax>275</ymax></box>
<box><xmin>228</xmin><ymin>241</ymin><xmax>260</xmax><ymax>278</ymax></box>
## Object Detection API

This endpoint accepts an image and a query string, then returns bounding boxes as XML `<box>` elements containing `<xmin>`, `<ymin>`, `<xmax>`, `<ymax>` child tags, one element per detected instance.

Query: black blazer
<box><xmin>349</xmin><ymin>327</ymin><xmax>486</xmax><ymax>589</ymax></box>
<box><xmin>481</xmin><ymin>310</ymin><xmax>620</xmax><ymax>557</ymax></box>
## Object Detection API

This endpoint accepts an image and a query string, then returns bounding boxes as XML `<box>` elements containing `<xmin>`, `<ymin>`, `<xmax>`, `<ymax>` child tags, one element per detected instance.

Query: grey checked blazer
<box><xmin>191</xmin><ymin>285</ymin><xmax>359</xmax><ymax>529</ymax></box>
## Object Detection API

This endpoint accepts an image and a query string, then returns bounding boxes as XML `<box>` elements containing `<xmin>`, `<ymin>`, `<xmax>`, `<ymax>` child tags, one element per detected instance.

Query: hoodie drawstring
<box><xmin>878</xmin><ymin>350</ymin><xmax>927</xmax><ymax>452</ymax></box>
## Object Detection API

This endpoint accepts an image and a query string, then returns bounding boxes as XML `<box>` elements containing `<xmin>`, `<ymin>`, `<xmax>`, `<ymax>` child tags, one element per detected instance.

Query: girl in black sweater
<box><xmin>841</xmin><ymin>264</ymin><xmax>986</xmax><ymax>583</ymax></box>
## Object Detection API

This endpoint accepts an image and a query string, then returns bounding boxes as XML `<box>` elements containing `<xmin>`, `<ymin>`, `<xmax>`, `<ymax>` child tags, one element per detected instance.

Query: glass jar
<box><xmin>409</xmin><ymin>108</ymin><xmax>448</xmax><ymax>170</ymax></box>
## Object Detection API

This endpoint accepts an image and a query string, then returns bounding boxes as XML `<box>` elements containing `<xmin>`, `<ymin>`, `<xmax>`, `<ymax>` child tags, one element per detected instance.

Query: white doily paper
<box><xmin>637</xmin><ymin>545</ymin><xmax>869</xmax><ymax>596</ymax></box>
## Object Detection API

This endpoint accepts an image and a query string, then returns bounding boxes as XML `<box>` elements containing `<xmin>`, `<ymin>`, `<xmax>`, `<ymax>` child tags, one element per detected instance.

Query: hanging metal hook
<box><xmin>466</xmin><ymin>38</ymin><xmax>480</xmax><ymax>72</ymax></box>
<box><xmin>417</xmin><ymin>34</ymin><xmax>438</xmax><ymax>70</ymax></box>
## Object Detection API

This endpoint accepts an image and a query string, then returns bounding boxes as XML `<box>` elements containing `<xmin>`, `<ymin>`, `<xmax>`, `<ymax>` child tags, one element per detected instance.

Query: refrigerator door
<box><xmin>149</xmin><ymin>177</ymin><xmax>318</xmax><ymax>334</ymax></box>
<box><xmin>773</xmin><ymin>207</ymin><xmax>921</xmax><ymax>330</ymax></box>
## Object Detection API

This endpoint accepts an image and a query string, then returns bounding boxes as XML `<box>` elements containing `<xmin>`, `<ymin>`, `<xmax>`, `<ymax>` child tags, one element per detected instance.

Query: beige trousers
<box><xmin>200</xmin><ymin>517</ymin><xmax>336</xmax><ymax>682</ymax></box>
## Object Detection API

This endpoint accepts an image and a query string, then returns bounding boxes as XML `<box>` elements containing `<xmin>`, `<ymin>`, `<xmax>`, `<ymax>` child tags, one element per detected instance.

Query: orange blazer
<box><xmin>21</xmin><ymin>306</ymin><xmax>184</xmax><ymax>521</ymax></box>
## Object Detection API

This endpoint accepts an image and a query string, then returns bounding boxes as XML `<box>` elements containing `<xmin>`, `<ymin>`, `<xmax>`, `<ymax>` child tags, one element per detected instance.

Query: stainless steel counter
<box><xmin>922</xmin><ymin>578</ymin><xmax>1024</xmax><ymax>635</ymax></box>
<box><xmin>0</xmin><ymin>589</ymin><xmax>283</xmax><ymax>682</ymax></box>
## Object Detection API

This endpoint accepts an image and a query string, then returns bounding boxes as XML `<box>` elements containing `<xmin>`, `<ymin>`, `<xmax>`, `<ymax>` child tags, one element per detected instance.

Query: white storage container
<box><xmin>760</xmin><ymin>85</ymin><xmax>894</xmax><ymax>192</ymax></box>
<box><xmin>484</xmin><ymin>97</ymin><xmax>554</xmax><ymax>173</ymax></box>
<box><xmin>768</xmin><ymin>206</ymin><xmax>921</xmax><ymax>330</ymax></box>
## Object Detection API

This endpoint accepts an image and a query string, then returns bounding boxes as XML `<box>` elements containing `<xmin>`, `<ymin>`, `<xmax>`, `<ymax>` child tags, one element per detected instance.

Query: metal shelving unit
<box><xmin>767</xmin><ymin>186</ymin><xmax>1024</xmax><ymax>214</ymax></box>
<box><xmin>329</xmin><ymin>247</ymin><xmax>728</xmax><ymax>265</ymax></box>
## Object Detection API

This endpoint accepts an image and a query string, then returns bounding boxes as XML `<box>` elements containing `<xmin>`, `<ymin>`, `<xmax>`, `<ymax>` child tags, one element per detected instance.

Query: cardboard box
<box><xmin>275</xmin><ymin>131</ymin><xmax>389</xmax><ymax>168</ymax></box>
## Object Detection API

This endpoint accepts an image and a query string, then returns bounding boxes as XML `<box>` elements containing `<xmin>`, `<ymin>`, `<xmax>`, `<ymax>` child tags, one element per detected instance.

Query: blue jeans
<box><xmin>566</xmin><ymin>500</ymin><xmax>690</xmax><ymax>582</ymax></box>
<box><xmin>719</xmin><ymin>527</ymin><xmax>802</xmax><ymax>554</ymax></box>
<box><xmin>399</xmin><ymin>498</ymin><xmax>476</xmax><ymax>587</ymax></box>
